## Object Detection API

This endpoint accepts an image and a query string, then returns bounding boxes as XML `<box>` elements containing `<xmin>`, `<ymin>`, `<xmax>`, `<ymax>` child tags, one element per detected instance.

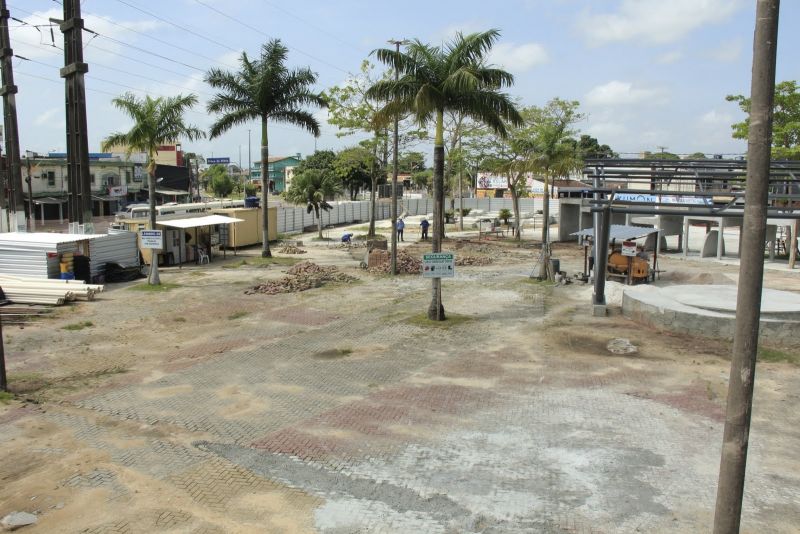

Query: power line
<box><xmin>112</xmin><ymin>0</ymin><xmax>238</xmax><ymax>53</ymax></box>
<box><xmin>191</xmin><ymin>0</ymin><xmax>349</xmax><ymax>75</ymax></box>
<box><xmin>261</xmin><ymin>0</ymin><xmax>361</xmax><ymax>52</ymax></box>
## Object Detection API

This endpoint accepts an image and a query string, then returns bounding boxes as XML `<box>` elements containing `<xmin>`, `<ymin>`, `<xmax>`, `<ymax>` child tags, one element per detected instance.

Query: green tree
<box><xmin>687</xmin><ymin>152</ymin><xmax>707</xmax><ymax>159</ymax></box>
<box><xmin>398</xmin><ymin>151</ymin><xmax>426</xmax><ymax>173</ymax></box>
<box><xmin>727</xmin><ymin>80</ymin><xmax>800</xmax><ymax>159</ymax></box>
<box><xmin>412</xmin><ymin>169</ymin><xmax>433</xmax><ymax>193</ymax></box>
<box><xmin>368</xmin><ymin>29</ymin><xmax>522</xmax><ymax>320</ymax></box>
<box><xmin>102</xmin><ymin>92</ymin><xmax>204</xmax><ymax>285</ymax></box>
<box><xmin>528</xmin><ymin>99</ymin><xmax>584</xmax><ymax>277</ymax></box>
<box><xmin>205</xmin><ymin>39</ymin><xmax>326</xmax><ymax>257</ymax></box>
<box><xmin>325</xmin><ymin>60</ymin><xmax>426</xmax><ymax>237</ymax></box>
<box><xmin>643</xmin><ymin>150</ymin><xmax>681</xmax><ymax>160</ymax></box>
<box><xmin>334</xmin><ymin>146</ymin><xmax>377</xmax><ymax>201</ymax></box>
<box><xmin>577</xmin><ymin>134</ymin><xmax>616</xmax><ymax>159</ymax></box>
<box><xmin>205</xmin><ymin>164</ymin><xmax>234</xmax><ymax>197</ymax></box>
<box><xmin>284</xmin><ymin>169</ymin><xmax>342</xmax><ymax>239</ymax></box>
<box><xmin>297</xmin><ymin>150</ymin><xmax>336</xmax><ymax>173</ymax></box>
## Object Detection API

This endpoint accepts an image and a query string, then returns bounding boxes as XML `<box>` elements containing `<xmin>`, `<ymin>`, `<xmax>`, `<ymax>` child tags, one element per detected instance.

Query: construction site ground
<box><xmin>1</xmin><ymin>224</ymin><xmax>799</xmax><ymax>533</ymax></box>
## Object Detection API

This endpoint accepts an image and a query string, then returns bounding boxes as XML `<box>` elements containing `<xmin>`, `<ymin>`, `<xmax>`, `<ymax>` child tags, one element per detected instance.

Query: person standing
<box><xmin>396</xmin><ymin>218</ymin><xmax>405</xmax><ymax>241</ymax></box>
<box><xmin>420</xmin><ymin>218</ymin><xmax>430</xmax><ymax>240</ymax></box>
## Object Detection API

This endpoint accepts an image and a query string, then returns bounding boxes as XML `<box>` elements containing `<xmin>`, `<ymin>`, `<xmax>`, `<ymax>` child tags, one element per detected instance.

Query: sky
<box><xmin>6</xmin><ymin>0</ymin><xmax>800</xmax><ymax>167</ymax></box>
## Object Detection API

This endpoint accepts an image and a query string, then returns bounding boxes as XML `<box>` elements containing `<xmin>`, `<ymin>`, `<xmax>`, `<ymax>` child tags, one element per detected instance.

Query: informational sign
<box><xmin>422</xmin><ymin>252</ymin><xmax>455</xmax><ymax>278</ymax></box>
<box><xmin>207</xmin><ymin>157</ymin><xmax>231</xmax><ymax>165</ymax></box>
<box><xmin>621</xmin><ymin>240</ymin><xmax>637</xmax><ymax>257</ymax></box>
<box><xmin>616</xmin><ymin>193</ymin><xmax>711</xmax><ymax>206</ymax></box>
<box><xmin>108</xmin><ymin>185</ymin><xmax>128</xmax><ymax>197</ymax></box>
<box><xmin>477</xmin><ymin>173</ymin><xmax>508</xmax><ymax>189</ymax></box>
<box><xmin>140</xmin><ymin>229</ymin><xmax>163</xmax><ymax>249</ymax></box>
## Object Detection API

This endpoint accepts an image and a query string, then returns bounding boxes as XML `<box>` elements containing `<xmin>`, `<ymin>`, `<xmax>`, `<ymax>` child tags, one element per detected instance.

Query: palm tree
<box><xmin>368</xmin><ymin>29</ymin><xmax>522</xmax><ymax>320</ymax></box>
<box><xmin>205</xmin><ymin>39</ymin><xmax>326</xmax><ymax>257</ymax></box>
<box><xmin>284</xmin><ymin>168</ymin><xmax>341</xmax><ymax>239</ymax></box>
<box><xmin>102</xmin><ymin>93</ymin><xmax>204</xmax><ymax>285</ymax></box>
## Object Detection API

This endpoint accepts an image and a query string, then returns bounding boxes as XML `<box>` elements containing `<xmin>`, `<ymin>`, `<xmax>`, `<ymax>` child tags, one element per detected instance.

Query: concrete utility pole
<box><xmin>0</xmin><ymin>0</ymin><xmax>24</xmax><ymax>229</ymax></box>
<box><xmin>458</xmin><ymin>135</ymin><xmax>463</xmax><ymax>231</ymax></box>
<box><xmin>388</xmin><ymin>39</ymin><xmax>405</xmax><ymax>276</ymax></box>
<box><xmin>713</xmin><ymin>1</ymin><xmax>780</xmax><ymax>533</ymax></box>
<box><xmin>59</xmin><ymin>0</ymin><xmax>92</xmax><ymax>225</ymax></box>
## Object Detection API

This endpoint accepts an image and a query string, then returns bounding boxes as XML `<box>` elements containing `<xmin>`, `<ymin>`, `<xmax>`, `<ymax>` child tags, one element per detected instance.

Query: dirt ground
<box><xmin>1</xmin><ymin>228</ymin><xmax>798</xmax><ymax>533</ymax></box>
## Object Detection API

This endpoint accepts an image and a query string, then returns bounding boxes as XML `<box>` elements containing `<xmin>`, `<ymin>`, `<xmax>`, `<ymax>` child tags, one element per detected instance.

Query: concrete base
<box><xmin>622</xmin><ymin>284</ymin><xmax>800</xmax><ymax>344</ymax></box>
<box><xmin>701</xmin><ymin>230</ymin><xmax>725</xmax><ymax>258</ymax></box>
<box><xmin>593</xmin><ymin>304</ymin><xmax>607</xmax><ymax>317</ymax></box>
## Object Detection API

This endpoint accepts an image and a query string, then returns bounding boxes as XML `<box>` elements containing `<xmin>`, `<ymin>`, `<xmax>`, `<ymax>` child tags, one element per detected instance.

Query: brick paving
<box><xmin>0</xmin><ymin>247</ymin><xmax>798</xmax><ymax>533</ymax></box>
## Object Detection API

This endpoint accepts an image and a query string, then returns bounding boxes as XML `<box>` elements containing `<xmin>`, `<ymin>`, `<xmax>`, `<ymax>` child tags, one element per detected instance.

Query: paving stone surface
<box><xmin>1</xmin><ymin>248</ymin><xmax>798</xmax><ymax>533</ymax></box>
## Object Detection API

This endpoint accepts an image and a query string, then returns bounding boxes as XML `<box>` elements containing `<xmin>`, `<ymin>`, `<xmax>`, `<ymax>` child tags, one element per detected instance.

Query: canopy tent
<box><xmin>572</xmin><ymin>224</ymin><xmax>660</xmax><ymax>241</ymax></box>
<box><xmin>158</xmin><ymin>215</ymin><xmax>244</xmax><ymax>266</ymax></box>
<box><xmin>158</xmin><ymin>214</ymin><xmax>244</xmax><ymax>229</ymax></box>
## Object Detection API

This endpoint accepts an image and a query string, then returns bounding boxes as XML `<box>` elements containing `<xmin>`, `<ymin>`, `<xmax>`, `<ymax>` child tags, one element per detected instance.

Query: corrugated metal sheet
<box><xmin>88</xmin><ymin>231</ymin><xmax>139</xmax><ymax>276</ymax></box>
<box><xmin>0</xmin><ymin>235</ymin><xmax>79</xmax><ymax>278</ymax></box>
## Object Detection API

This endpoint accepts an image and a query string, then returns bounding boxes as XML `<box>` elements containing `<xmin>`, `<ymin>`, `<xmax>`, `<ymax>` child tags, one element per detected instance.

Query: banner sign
<box><xmin>207</xmin><ymin>157</ymin><xmax>231</xmax><ymax>165</ymax></box>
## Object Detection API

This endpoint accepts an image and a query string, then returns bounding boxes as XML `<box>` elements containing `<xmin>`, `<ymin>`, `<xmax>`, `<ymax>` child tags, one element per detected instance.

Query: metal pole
<box><xmin>60</xmin><ymin>0</ymin><xmax>92</xmax><ymax>225</ymax></box>
<box><xmin>388</xmin><ymin>39</ymin><xmax>404</xmax><ymax>276</ymax></box>
<box><xmin>0</xmin><ymin>310</ymin><xmax>6</xmax><ymax>391</ymax></box>
<box><xmin>0</xmin><ymin>1</ymin><xmax>24</xmax><ymax>228</ymax></box>
<box><xmin>458</xmin><ymin>136</ymin><xmax>463</xmax><ymax>231</ymax></box>
<box><xmin>248</xmin><ymin>129</ymin><xmax>251</xmax><ymax>184</ymax></box>
<box><xmin>713</xmin><ymin>2</ymin><xmax>779</xmax><ymax>532</ymax></box>
<box><xmin>592</xmin><ymin>202</ymin><xmax>611</xmax><ymax>308</ymax></box>
<box><xmin>25</xmin><ymin>157</ymin><xmax>33</xmax><ymax>231</ymax></box>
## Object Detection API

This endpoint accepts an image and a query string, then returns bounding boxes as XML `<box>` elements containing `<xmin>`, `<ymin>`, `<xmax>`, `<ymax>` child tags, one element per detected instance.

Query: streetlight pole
<box><xmin>247</xmin><ymin>129</ymin><xmax>251</xmax><ymax>183</ymax></box>
<box><xmin>388</xmin><ymin>39</ymin><xmax>407</xmax><ymax>276</ymax></box>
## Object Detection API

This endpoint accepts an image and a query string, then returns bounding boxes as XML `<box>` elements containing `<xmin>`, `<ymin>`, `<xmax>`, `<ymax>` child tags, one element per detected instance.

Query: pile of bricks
<box><xmin>368</xmin><ymin>250</ymin><xmax>422</xmax><ymax>274</ymax></box>
<box><xmin>277</xmin><ymin>244</ymin><xmax>307</xmax><ymax>254</ymax></box>
<box><xmin>455</xmin><ymin>255</ymin><xmax>493</xmax><ymax>266</ymax></box>
<box><xmin>246</xmin><ymin>261</ymin><xmax>355</xmax><ymax>295</ymax></box>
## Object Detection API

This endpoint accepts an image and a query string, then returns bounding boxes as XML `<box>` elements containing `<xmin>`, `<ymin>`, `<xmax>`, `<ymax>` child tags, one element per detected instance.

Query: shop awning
<box><xmin>157</xmin><ymin>215</ymin><xmax>244</xmax><ymax>229</ymax></box>
<box><xmin>572</xmin><ymin>224</ymin><xmax>660</xmax><ymax>241</ymax></box>
<box><xmin>32</xmin><ymin>196</ymin><xmax>68</xmax><ymax>205</ymax></box>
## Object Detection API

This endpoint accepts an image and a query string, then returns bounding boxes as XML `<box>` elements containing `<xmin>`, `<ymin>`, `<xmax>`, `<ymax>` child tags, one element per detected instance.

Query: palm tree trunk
<box><xmin>511</xmin><ymin>179</ymin><xmax>521</xmax><ymax>241</ymax></box>
<box><xmin>261</xmin><ymin>117</ymin><xmax>272</xmax><ymax>257</ymax></box>
<box><xmin>317</xmin><ymin>207</ymin><xmax>323</xmax><ymax>240</ymax></box>
<box><xmin>147</xmin><ymin>164</ymin><xmax>160</xmax><ymax>285</ymax></box>
<box><xmin>428</xmin><ymin>109</ymin><xmax>445</xmax><ymax>321</ymax></box>
<box><xmin>368</xmin><ymin>133</ymin><xmax>377</xmax><ymax>237</ymax></box>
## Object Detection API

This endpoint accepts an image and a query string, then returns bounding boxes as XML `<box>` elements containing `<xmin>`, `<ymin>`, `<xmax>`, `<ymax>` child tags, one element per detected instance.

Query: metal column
<box><xmin>0</xmin><ymin>1</ymin><xmax>24</xmax><ymax>227</ymax></box>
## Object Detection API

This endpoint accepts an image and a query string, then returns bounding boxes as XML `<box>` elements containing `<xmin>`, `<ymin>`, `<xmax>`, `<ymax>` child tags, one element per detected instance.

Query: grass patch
<box><xmin>228</xmin><ymin>311</ymin><xmax>250</xmax><ymax>320</ymax></box>
<box><xmin>0</xmin><ymin>391</ymin><xmax>14</xmax><ymax>404</ymax></box>
<box><xmin>128</xmin><ymin>282</ymin><xmax>181</xmax><ymax>292</ymax></box>
<box><xmin>222</xmin><ymin>257</ymin><xmax>299</xmax><ymax>269</ymax></box>
<box><xmin>758</xmin><ymin>347</ymin><xmax>800</xmax><ymax>365</ymax></box>
<box><xmin>404</xmin><ymin>312</ymin><xmax>474</xmax><ymax>329</ymax></box>
<box><xmin>62</xmin><ymin>320</ymin><xmax>94</xmax><ymax>331</ymax></box>
<box><xmin>173</xmin><ymin>317</ymin><xmax>187</xmax><ymax>323</ymax></box>
<box><xmin>314</xmin><ymin>347</ymin><xmax>353</xmax><ymax>359</ymax></box>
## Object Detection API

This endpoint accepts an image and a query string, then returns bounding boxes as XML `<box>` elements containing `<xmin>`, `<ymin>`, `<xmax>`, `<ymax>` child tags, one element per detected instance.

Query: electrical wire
<box><xmin>191</xmin><ymin>0</ymin><xmax>350</xmax><ymax>74</ymax></box>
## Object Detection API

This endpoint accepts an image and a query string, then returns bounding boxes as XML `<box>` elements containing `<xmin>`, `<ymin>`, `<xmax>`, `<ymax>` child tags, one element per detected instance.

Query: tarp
<box><xmin>157</xmin><ymin>214</ymin><xmax>244</xmax><ymax>229</ymax></box>
<box><xmin>572</xmin><ymin>224</ymin><xmax>660</xmax><ymax>241</ymax></box>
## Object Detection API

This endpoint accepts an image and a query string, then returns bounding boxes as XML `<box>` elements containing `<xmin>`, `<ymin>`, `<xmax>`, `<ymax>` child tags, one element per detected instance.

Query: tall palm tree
<box><xmin>205</xmin><ymin>39</ymin><xmax>326</xmax><ymax>257</ymax></box>
<box><xmin>368</xmin><ymin>29</ymin><xmax>522</xmax><ymax>320</ymax></box>
<box><xmin>102</xmin><ymin>93</ymin><xmax>204</xmax><ymax>285</ymax></box>
<box><xmin>284</xmin><ymin>168</ymin><xmax>341</xmax><ymax>239</ymax></box>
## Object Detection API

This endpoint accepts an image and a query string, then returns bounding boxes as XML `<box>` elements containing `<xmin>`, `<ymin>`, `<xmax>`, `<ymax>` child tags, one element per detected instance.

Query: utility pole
<box><xmin>713</xmin><ymin>2</ymin><xmax>780</xmax><ymax>533</ymax></box>
<box><xmin>25</xmin><ymin>156</ymin><xmax>33</xmax><ymax>231</ymax></box>
<box><xmin>388</xmin><ymin>39</ymin><xmax>406</xmax><ymax>276</ymax></box>
<box><xmin>0</xmin><ymin>0</ymin><xmax>24</xmax><ymax>230</ymax></box>
<box><xmin>58</xmin><ymin>0</ymin><xmax>92</xmax><ymax>226</ymax></box>
<box><xmin>458</xmin><ymin>136</ymin><xmax>463</xmax><ymax>231</ymax></box>
<box><xmin>247</xmin><ymin>129</ymin><xmax>251</xmax><ymax>183</ymax></box>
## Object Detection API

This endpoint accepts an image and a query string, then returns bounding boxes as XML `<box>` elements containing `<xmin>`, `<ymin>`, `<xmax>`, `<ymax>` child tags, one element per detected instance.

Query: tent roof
<box><xmin>157</xmin><ymin>214</ymin><xmax>244</xmax><ymax>229</ymax></box>
<box><xmin>572</xmin><ymin>224</ymin><xmax>660</xmax><ymax>241</ymax></box>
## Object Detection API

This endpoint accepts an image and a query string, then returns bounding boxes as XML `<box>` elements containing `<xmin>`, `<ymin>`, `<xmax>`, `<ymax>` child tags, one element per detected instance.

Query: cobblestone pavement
<box><xmin>1</xmin><ymin>242</ymin><xmax>799</xmax><ymax>533</ymax></box>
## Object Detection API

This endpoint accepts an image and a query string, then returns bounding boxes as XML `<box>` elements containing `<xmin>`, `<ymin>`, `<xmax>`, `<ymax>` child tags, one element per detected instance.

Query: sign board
<box><xmin>621</xmin><ymin>240</ymin><xmax>637</xmax><ymax>257</ymax></box>
<box><xmin>422</xmin><ymin>252</ymin><xmax>455</xmax><ymax>278</ymax></box>
<box><xmin>207</xmin><ymin>157</ymin><xmax>230</xmax><ymax>165</ymax></box>
<box><xmin>140</xmin><ymin>229</ymin><xmax>163</xmax><ymax>249</ymax></box>
<box><xmin>108</xmin><ymin>185</ymin><xmax>128</xmax><ymax>197</ymax></box>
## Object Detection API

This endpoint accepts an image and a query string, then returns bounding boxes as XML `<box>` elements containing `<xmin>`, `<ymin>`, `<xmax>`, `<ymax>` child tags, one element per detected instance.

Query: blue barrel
<box><xmin>60</xmin><ymin>272</ymin><xmax>75</xmax><ymax>280</ymax></box>
<box><xmin>244</xmin><ymin>196</ymin><xmax>260</xmax><ymax>208</ymax></box>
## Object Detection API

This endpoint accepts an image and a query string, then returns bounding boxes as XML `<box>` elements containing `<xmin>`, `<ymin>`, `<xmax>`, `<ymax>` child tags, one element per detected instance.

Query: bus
<box><xmin>115</xmin><ymin>199</ymin><xmax>246</xmax><ymax>221</ymax></box>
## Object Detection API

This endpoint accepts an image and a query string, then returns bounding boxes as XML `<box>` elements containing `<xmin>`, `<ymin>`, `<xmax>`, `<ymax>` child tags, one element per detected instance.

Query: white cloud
<box><xmin>699</xmin><ymin>109</ymin><xmax>734</xmax><ymax>126</ymax></box>
<box><xmin>577</xmin><ymin>0</ymin><xmax>743</xmax><ymax>46</ymax></box>
<box><xmin>436</xmin><ymin>22</ymin><xmax>484</xmax><ymax>44</ymax></box>
<box><xmin>488</xmin><ymin>42</ymin><xmax>549</xmax><ymax>72</ymax></box>
<box><xmin>707</xmin><ymin>39</ymin><xmax>743</xmax><ymax>62</ymax></box>
<box><xmin>585</xmin><ymin>80</ymin><xmax>666</xmax><ymax>107</ymax></box>
<box><xmin>656</xmin><ymin>51</ymin><xmax>683</xmax><ymax>64</ymax></box>
<box><xmin>34</xmin><ymin>107</ymin><xmax>60</xmax><ymax>126</ymax></box>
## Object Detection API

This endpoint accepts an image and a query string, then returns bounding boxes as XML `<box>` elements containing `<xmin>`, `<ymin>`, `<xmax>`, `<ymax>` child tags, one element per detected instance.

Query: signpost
<box><xmin>140</xmin><ymin>229</ymin><xmax>163</xmax><ymax>249</ymax></box>
<box><xmin>422</xmin><ymin>252</ymin><xmax>455</xmax><ymax>278</ymax></box>
<box><xmin>207</xmin><ymin>157</ymin><xmax>230</xmax><ymax>165</ymax></box>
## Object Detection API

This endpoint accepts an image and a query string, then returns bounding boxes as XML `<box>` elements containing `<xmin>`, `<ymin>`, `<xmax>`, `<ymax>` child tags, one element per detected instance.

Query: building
<box><xmin>25</xmin><ymin>154</ymin><xmax>144</xmax><ymax>220</ymax></box>
<box><xmin>250</xmin><ymin>154</ymin><xmax>301</xmax><ymax>193</ymax></box>
<box><xmin>103</xmin><ymin>142</ymin><xmax>185</xmax><ymax>167</ymax></box>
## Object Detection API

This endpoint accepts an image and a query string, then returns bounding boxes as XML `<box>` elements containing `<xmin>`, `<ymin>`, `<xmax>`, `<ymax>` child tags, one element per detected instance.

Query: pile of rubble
<box><xmin>367</xmin><ymin>250</ymin><xmax>422</xmax><ymax>274</ymax></box>
<box><xmin>455</xmin><ymin>255</ymin><xmax>493</xmax><ymax>266</ymax></box>
<box><xmin>246</xmin><ymin>261</ymin><xmax>355</xmax><ymax>295</ymax></box>
<box><xmin>277</xmin><ymin>244</ymin><xmax>307</xmax><ymax>254</ymax></box>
